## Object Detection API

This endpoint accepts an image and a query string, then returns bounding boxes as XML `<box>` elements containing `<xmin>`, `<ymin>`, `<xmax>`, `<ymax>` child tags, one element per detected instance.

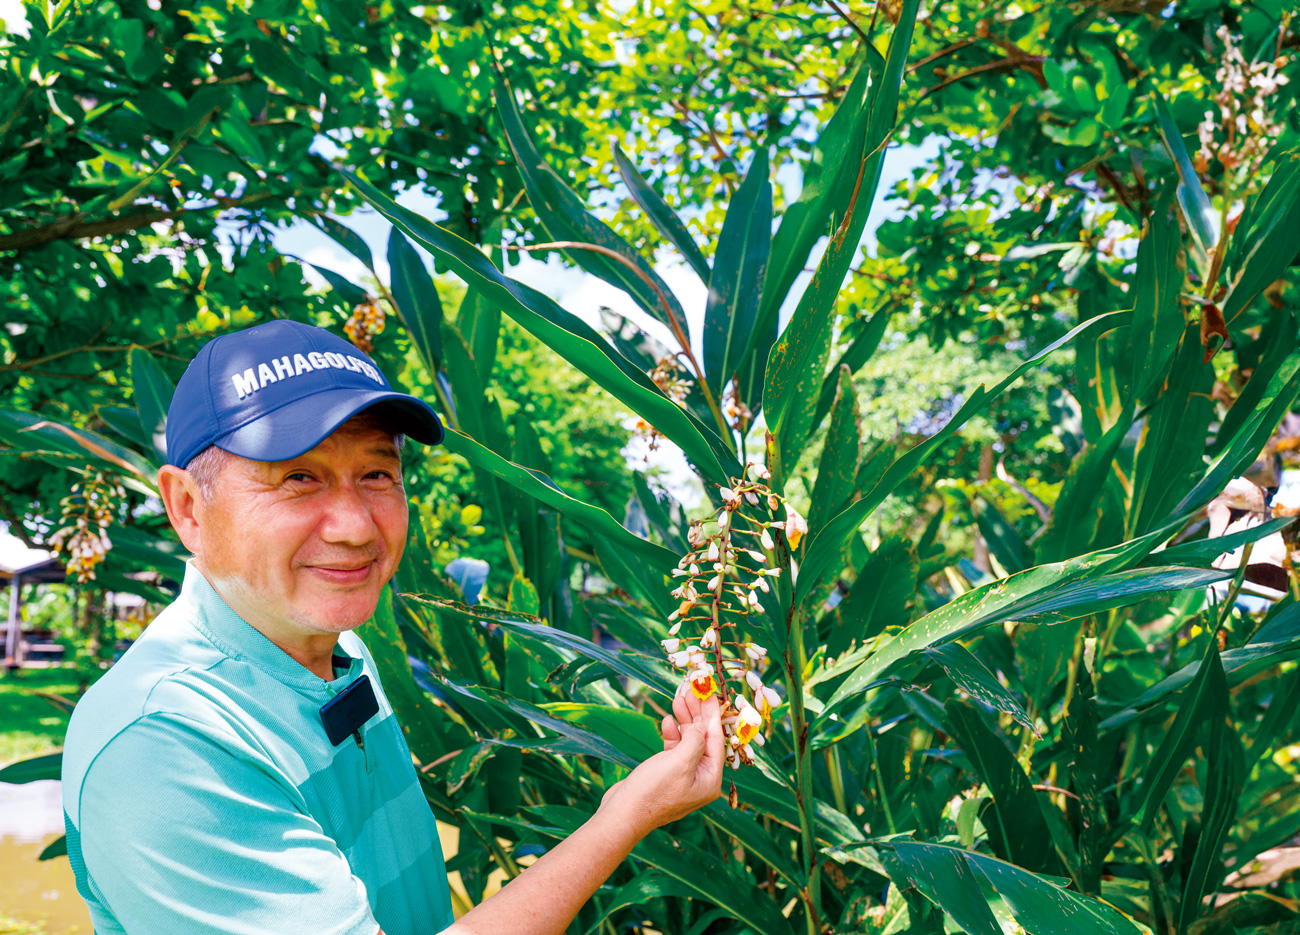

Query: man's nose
<box><xmin>318</xmin><ymin>482</ymin><xmax>380</xmax><ymax>545</ymax></box>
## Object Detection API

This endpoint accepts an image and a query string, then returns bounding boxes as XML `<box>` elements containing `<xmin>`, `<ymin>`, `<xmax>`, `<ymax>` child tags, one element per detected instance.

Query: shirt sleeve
<box><xmin>76</xmin><ymin>713</ymin><xmax>381</xmax><ymax>935</ymax></box>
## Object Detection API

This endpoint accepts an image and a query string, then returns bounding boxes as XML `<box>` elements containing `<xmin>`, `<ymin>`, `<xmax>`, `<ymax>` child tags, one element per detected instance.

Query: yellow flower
<box><xmin>689</xmin><ymin>669</ymin><xmax>717</xmax><ymax>700</ymax></box>
<box><xmin>735</xmin><ymin>704</ymin><xmax>762</xmax><ymax>744</ymax></box>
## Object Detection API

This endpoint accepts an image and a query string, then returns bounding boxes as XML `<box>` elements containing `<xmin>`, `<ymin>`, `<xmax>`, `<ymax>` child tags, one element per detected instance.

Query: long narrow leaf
<box><xmin>612</xmin><ymin>144</ymin><xmax>711</xmax><ymax>283</ymax></box>
<box><xmin>496</xmin><ymin>83</ymin><xmax>687</xmax><ymax>330</ymax></box>
<box><xmin>795</xmin><ymin>312</ymin><xmax>1127</xmax><ymax>609</ymax></box>
<box><xmin>342</xmin><ymin>169</ymin><xmax>738</xmax><ymax>486</ymax></box>
<box><xmin>439</xmin><ymin>427</ymin><xmax>677</xmax><ymax>573</ymax></box>
<box><xmin>387</xmin><ymin>228</ymin><xmax>444</xmax><ymax>370</ymax></box>
<box><xmin>703</xmin><ymin>148</ymin><xmax>772</xmax><ymax>398</ymax></box>
<box><xmin>128</xmin><ymin>347</ymin><xmax>174</xmax><ymax>464</ymax></box>
<box><xmin>1154</xmin><ymin>94</ymin><xmax>1218</xmax><ymax>257</ymax></box>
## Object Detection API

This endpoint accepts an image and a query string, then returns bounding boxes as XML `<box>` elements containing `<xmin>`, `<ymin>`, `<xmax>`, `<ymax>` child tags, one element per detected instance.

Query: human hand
<box><xmin>599</xmin><ymin>681</ymin><xmax>724</xmax><ymax>835</ymax></box>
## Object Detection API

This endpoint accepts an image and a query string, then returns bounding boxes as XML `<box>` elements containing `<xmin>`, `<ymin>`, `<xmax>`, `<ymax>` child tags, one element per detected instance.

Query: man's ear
<box><xmin>157</xmin><ymin>465</ymin><xmax>204</xmax><ymax>554</ymax></box>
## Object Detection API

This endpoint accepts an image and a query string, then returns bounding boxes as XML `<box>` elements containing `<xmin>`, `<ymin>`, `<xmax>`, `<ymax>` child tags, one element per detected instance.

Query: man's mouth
<box><xmin>306</xmin><ymin>561</ymin><xmax>376</xmax><ymax>585</ymax></box>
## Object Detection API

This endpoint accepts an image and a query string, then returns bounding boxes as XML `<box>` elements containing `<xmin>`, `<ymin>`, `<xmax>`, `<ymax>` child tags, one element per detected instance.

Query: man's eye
<box><xmin>286</xmin><ymin>472</ymin><xmax>314</xmax><ymax>483</ymax></box>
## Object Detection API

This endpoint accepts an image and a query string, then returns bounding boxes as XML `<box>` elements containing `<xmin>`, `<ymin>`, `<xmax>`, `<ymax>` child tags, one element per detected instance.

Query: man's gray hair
<box><xmin>184</xmin><ymin>409</ymin><xmax>406</xmax><ymax>499</ymax></box>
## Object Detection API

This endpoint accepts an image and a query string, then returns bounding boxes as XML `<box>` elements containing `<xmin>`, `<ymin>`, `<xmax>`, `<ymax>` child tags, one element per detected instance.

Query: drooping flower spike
<box><xmin>655</xmin><ymin>462</ymin><xmax>794</xmax><ymax>777</ymax></box>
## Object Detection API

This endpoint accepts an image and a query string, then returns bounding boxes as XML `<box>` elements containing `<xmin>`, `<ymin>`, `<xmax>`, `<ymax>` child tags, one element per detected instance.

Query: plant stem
<box><xmin>864</xmin><ymin>724</ymin><xmax>897</xmax><ymax>834</ymax></box>
<box><xmin>783</xmin><ymin>594</ymin><xmax>822</xmax><ymax>933</ymax></box>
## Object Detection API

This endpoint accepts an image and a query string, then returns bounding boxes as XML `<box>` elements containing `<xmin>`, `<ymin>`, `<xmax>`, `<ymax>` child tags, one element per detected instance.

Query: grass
<box><xmin>0</xmin><ymin>668</ymin><xmax>95</xmax><ymax>767</ymax></box>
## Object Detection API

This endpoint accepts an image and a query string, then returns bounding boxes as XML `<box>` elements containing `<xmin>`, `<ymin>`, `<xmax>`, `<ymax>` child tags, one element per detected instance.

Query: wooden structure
<box><xmin>2</xmin><ymin>534</ymin><xmax>67</xmax><ymax>670</ymax></box>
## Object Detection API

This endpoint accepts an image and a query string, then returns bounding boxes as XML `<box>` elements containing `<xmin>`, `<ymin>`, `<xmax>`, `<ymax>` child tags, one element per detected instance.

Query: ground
<box><xmin>0</xmin><ymin>669</ymin><xmax>91</xmax><ymax>766</ymax></box>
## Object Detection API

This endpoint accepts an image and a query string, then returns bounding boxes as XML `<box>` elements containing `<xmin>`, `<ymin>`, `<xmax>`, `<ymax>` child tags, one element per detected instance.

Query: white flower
<box><xmin>672</xmin><ymin>567</ymin><xmax>687</xmax><ymax>577</ymax></box>
<box><xmin>745</xmin><ymin>643</ymin><xmax>768</xmax><ymax>661</ymax></box>
<box><xmin>746</xmin><ymin>670</ymin><xmax>763</xmax><ymax>692</ymax></box>
<box><xmin>661</xmin><ymin>638</ymin><xmax>681</xmax><ymax>653</ymax></box>
<box><xmin>667</xmin><ymin>650</ymin><xmax>690</xmax><ymax>667</ymax></box>
<box><xmin>668</xmin><ymin>621</ymin><xmax>682</xmax><ymax>636</ymax></box>
<box><xmin>719</xmin><ymin>487</ymin><xmax>735</xmax><ymax>501</ymax></box>
<box><xmin>700</xmin><ymin>628</ymin><xmax>717</xmax><ymax>649</ymax></box>
<box><xmin>718</xmin><ymin>511</ymin><xmax>730</xmax><ymax>528</ymax></box>
<box><xmin>784</xmin><ymin>504</ymin><xmax>808</xmax><ymax>549</ymax></box>
<box><xmin>707</xmin><ymin>540</ymin><xmax>720</xmax><ymax>561</ymax></box>
<box><xmin>760</xmin><ymin>528</ymin><xmax>774</xmax><ymax>550</ymax></box>
<box><xmin>746</xmin><ymin>589</ymin><xmax>760</xmax><ymax>609</ymax></box>
<box><xmin>735</xmin><ymin>705</ymin><xmax>762</xmax><ymax>745</ymax></box>
<box><xmin>747</xmin><ymin>549</ymin><xmax>766</xmax><ymax>563</ymax></box>
<box><xmin>707</xmin><ymin>575</ymin><xmax>720</xmax><ymax>592</ymax></box>
<box><xmin>757</xmin><ymin>685</ymin><xmax>781</xmax><ymax>719</ymax></box>
<box><xmin>753</xmin><ymin>575</ymin><xmax>770</xmax><ymax>593</ymax></box>
<box><xmin>689</xmin><ymin>563</ymin><xmax>700</xmax><ymax>575</ymax></box>
<box><xmin>745</xmin><ymin>491</ymin><xmax>760</xmax><ymax>506</ymax></box>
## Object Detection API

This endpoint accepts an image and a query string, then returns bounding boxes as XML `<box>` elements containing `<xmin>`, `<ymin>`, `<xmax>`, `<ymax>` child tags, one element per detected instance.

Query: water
<box><xmin>0</xmin><ymin>780</ymin><xmax>92</xmax><ymax>933</ymax></box>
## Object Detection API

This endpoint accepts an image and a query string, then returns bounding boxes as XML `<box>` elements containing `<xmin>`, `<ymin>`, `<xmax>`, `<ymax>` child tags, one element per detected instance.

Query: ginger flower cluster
<box><xmin>660</xmin><ymin>463</ymin><xmax>807</xmax><ymax>769</ymax></box>
<box><xmin>48</xmin><ymin>471</ymin><xmax>124</xmax><ymax>583</ymax></box>
<box><xmin>344</xmin><ymin>300</ymin><xmax>386</xmax><ymax>354</ymax></box>
<box><xmin>633</xmin><ymin>356</ymin><xmax>693</xmax><ymax>455</ymax></box>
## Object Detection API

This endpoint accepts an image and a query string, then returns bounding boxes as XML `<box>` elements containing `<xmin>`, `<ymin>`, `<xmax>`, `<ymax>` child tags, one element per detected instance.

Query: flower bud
<box><xmin>760</xmin><ymin>528</ymin><xmax>774</xmax><ymax>550</ymax></box>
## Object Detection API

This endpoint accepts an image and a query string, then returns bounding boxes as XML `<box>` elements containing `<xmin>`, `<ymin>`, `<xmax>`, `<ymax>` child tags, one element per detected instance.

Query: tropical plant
<box><xmin>306</xmin><ymin>5</ymin><xmax>1299</xmax><ymax>933</ymax></box>
<box><xmin>5</xmin><ymin>3</ymin><xmax>1300</xmax><ymax>935</ymax></box>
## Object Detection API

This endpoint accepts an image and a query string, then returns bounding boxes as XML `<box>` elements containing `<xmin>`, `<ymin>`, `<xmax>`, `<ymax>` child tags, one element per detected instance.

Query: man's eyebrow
<box><xmin>370</xmin><ymin>444</ymin><xmax>402</xmax><ymax>461</ymax></box>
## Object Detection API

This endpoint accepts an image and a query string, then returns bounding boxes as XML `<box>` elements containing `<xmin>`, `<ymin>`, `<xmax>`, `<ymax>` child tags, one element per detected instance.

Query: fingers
<box><xmin>661</xmin><ymin>714</ymin><xmax>682</xmax><ymax>751</ymax></box>
<box><xmin>672</xmin><ymin>680</ymin><xmax>691</xmax><ymax>729</ymax></box>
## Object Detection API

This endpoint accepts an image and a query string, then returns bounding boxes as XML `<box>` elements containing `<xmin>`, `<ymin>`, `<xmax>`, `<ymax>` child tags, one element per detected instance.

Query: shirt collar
<box><xmin>179</xmin><ymin>560</ymin><xmax>364</xmax><ymax>693</ymax></box>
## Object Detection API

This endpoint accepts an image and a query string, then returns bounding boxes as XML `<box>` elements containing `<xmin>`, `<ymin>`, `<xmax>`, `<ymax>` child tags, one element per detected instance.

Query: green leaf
<box><xmin>1154</xmin><ymin>94</ymin><xmax>1217</xmax><ymax>258</ymax></box>
<box><xmin>924</xmin><ymin>642</ymin><xmax>1036</xmax><ymax>735</ymax></box>
<box><xmin>0</xmin><ymin>407</ymin><xmax>157</xmax><ymax>492</ymax></box>
<box><xmin>97</xmin><ymin>406</ymin><xmax>149</xmax><ymax>449</ymax></box>
<box><xmin>794</xmin><ymin>312</ymin><xmax>1127</xmax><ymax>609</ymax></box>
<box><xmin>1172</xmin><ymin>348</ymin><xmax>1300</xmax><ymax>517</ymax></box>
<box><xmin>39</xmin><ymin>835</ymin><xmax>67</xmax><ymax>861</ymax></box>
<box><xmin>823</xmin><ymin>531</ymin><xmax>916</xmax><ymax>659</ymax></box>
<box><xmin>521</xmin><ymin>805</ymin><xmax>797</xmax><ymax>935</ymax></box>
<box><xmin>611</xmin><ymin>143</ymin><xmax>711</xmax><ymax>283</ymax></box>
<box><xmin>888</xmin><ymin>842</ymin><xmax>1002</xmax><ymax>935</ymax></box>
<box><xmin>1101</xmin><ymin>601</ymin><xmax>1300</xmax><ymax>731</ymax></box>
<box><xmin>0</xmin><ymin>753</ymin><xmax>61</xmax><ymax>783</ymax></box>
<box><xmin>298</xmin><ymin>258</ymin><xmax>371</xmax><ymax>309</ymax></box>
<box><xmin>495</xmin><ymin>82</ymin><xmax>687</xmax><ymax>331</ymax></box>
<box><xmin>811</xmin><ymin>306</ymin><xmax>890</xmax><ymax>430</ymax></box>
<box><xmin>1177</xmin><ymin>710</ymin><xmax>1243</xmax><ymax>934</ymax></box>
<box><xmin>342</xmin><ymin>169</ymin><xmax>738</xmax><ymax>487</ymax></box>
<box><xmin>808</xmin><ymin>365</ymin><xmax>861</xmax><ymax>537</ymax></box>
<box><xmin>583</xmin><ymin>871</ymin><xmax>700</xmax><ymax>935</ymax></box>
<box><xmin>1148</xmin><ymin>515</ymin><xmax>1296</xmax><ymax>567</ymax></box>
<box><xmin>313</xmin><ymin>215</ymin><xmax>376</xmax><ymax>272</ymax></box>
<box><xmin>387</xmin><ymin>228</ymin><xmax>444</xmax><ymax>371</ymax></box>
<box><xmin>1128</xmin><ymin>193</ymin><xmax>1184</xmax><ymax>405</ymax></box>
<box><xmin>1135</xmin><ymin>639</ymin><xmax>1229</xmax><ymax>834</ymax></box>
<box><xmin>751</xmin><ymin>0</ymin><xmax>919</xmax><ymax>370</ymax></box>
<box><xmin>361</xmin><ymin>589</ymin><xmax>470</xmax><ymax>764</ymax></box>
<box><xmin>437</xmin><ymin>426</ymin><xmax>676</xmax><ymax>574</ymax></box>
<box><xmin>944</xmin><ymin>700</ymin><xmax>1056</xmax><ymax>872</ymax></box>
<box><xmin>1220</xmin><ymin>147</ymin><xmax>1300</xmax><ymax>323</ymax></box>
<box><xmin>508</xmin><ymin>573</ymin><xmax>541</xmax><ymax>616</ymax></box>
<box><xmin>417</xmin><ymin>598</ymin><xmax>678</xmax><ymax>700</ymax></box>
<box><xmin>885</xmin><ymin>843</ymin><xmax>1142</xmax><ymax>935</ymax></box>
<box><xmin>128</xmin><ymin>346</ymin><xmax>174</xmax><ymax>463</ymax></box>
<box><xmin>822</xmin><ymin>556</ymin><xmax>1227</xmax><ymax>719</ymax></box>
<box><xmin>703</xmin><ymin>148</ymin><xmax>772</xmax><ymax>398</ymax></box>
<box><xmin>974</xmin><ymin>497</ymin><xmax>1030</xmax><ymax>574</ymax></box>
<box><xmin>216</xmin><ymin>116</ymin><xmax>265</xmax><ymax>166</ymax></box>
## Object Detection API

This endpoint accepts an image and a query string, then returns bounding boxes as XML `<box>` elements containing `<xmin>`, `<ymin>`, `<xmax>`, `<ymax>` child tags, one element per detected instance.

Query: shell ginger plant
<box><xmin>661</xmin><ymin>463</ymin><xmax>805</xmax><ymax>771</ymax></box>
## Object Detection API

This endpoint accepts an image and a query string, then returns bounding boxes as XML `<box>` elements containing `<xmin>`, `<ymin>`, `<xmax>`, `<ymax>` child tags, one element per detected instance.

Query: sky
<box><xmin>259</xmin><ymin>136</ymin><xmax>943</xmax><ymax>508</ymax></box>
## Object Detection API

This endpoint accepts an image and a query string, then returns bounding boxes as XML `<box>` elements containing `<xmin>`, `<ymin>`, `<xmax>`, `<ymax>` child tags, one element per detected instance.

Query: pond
<box><xmin>0</xmin><ymin>779</ymin><xmax>92</xmax><ymax>933</ymax></box>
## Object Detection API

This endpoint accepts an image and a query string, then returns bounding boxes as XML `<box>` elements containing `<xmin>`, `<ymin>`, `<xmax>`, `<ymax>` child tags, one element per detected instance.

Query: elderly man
<box><xmin>62</xmin><ymin>320</ymin><xmax>722</xmax><ymax>934</ymax></box>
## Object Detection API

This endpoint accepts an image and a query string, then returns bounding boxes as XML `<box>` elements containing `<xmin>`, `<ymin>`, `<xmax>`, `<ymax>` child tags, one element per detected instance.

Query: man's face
<box><xmin>192</xmin><ymin>418</ymin><xmax>408</xmax><ymax>638</ymax></box>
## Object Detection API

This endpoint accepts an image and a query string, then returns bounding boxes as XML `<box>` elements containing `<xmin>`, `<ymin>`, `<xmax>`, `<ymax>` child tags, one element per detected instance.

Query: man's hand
<box><xmin>441</xmin><ymin>682</ymin><xmax>724</xmax><ymax>934</ymax></box>
<box><xmin>599</xmin><ymin>681</ymin><xmax>725</xmax><ymax>834</ymax></box>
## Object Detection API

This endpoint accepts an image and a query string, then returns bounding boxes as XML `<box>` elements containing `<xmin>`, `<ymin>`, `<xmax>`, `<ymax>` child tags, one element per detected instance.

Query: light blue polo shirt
<box><xmin>61</xmin><ymin>563</ymin><xmax>454</xmax><ymax>935</ymax></box>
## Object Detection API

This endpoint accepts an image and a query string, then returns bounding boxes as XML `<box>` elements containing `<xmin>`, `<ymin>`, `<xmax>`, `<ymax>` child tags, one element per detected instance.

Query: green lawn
<box><xmin>0</xmin><ymin>669</ymin><xmax>94</xmax><ymax>767</ymax></box>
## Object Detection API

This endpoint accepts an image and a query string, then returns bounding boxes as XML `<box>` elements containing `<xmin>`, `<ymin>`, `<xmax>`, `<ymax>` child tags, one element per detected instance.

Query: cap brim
<box><xmin>214</xmin><ymin>388</ymin><xmax>444</xmax><ymax>463</ymax></box>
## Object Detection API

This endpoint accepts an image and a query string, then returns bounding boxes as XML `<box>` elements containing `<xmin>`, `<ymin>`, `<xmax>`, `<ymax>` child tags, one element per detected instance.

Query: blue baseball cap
<box><xmin>165</xmin><ymin>320</ymin><xmax>444</xmax><ymax>468</ymax></box>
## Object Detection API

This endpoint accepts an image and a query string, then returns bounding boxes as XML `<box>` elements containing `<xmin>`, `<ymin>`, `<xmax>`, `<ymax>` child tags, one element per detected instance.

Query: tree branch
<box><xmin>0</xmin><ymin>190</ymin><xmax>284</xmax><ymax>254</ymax></box>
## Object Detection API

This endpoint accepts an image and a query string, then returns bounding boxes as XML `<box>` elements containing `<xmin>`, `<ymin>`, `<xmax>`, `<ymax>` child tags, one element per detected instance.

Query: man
<box><xmin>62</xmin><ymin>319</ymin><xmax>723</xmax><ymax>934</ymax></box>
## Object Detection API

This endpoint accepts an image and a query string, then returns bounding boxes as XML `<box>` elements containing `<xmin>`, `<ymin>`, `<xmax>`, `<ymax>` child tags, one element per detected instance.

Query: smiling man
<box><xmin>61</xmin><ymin>320</ymin><xmax>722</xmax><ymax>935</ymax></box>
